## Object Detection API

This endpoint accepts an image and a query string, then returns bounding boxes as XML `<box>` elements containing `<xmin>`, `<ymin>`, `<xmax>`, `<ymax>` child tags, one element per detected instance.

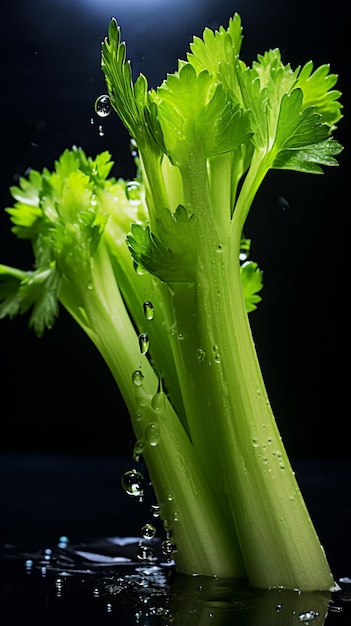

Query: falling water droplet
<box><xmin>121</xmin><ymin>469</ymin><xmax>144</xmax><ymax>497</ymax></box>
<box><xmin>136</xmin><ymin>544</ymin><xmax>154</xmax><ymax>561</ymax></box>
<box><xmin>126</xmin><ymin>180</ymin><xmax>141</xmax><ymax>205</ymax></box>
<box><xmin>145</xmin><ymin>423</ymin><xmax>160</xmax><ymax>446</ymax></box>
<box><xmin>150</xmin><ymin>503</ymin><xmax>160</xmax><ymax>518</ymax></box>
<box><xmin>161</xmin><ymin>539</ymin><xmax>176</xmax><ymax>556</ymax></box>
<box><xmin>132</xmin><ymin>370</ymin><xmax>144</xmax><ymax>386</ymax></box>
<box><xmin>138</xmin><ymin>332</ymin><xmax>150</xmax><ymax>355</ymax></box>
<box><xmin>94</xmin><ymin>94</ymin><xmax>111</xmax><ymax>117</ymax></box>
<box><xmin>143</xmin><ymin>300</ymin><xmax>154</xmax><ymax>320</ymax></box>
<box><xmin>141</xmin><ymin>523</ymin><xmax>156</xmax><ymax>539</ymax></box>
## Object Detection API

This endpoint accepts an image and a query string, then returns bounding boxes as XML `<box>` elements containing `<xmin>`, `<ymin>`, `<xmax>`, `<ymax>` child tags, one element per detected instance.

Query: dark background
<box><xmin>0</xmin><ymin>0</ymin><xmax>349</xmax><ymax>460</ymax></box>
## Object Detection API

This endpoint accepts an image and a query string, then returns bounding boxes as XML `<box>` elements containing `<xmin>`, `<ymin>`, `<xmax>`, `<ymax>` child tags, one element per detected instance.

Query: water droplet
<box><xmin>126</xmin><ymin>180</ymin><xmax>141</xmax><ymax>205</ymax></box>
<box><xmin>161</xmin><ymin>539</ymin><xmax>176</xmax><ymax>556</ymax></box>
<box><xmin>150</xmin><ymin>503</ymin><xmax>160</xmax><ymax>518</ymax></box>
<box><xmin>197</xmin><ymin>348</ymin><xmax>206</xmax><ymax>363</ymax></box>
<box><xmin>93</xmin><ymin>587</ymin><xmax>100</xmax><ymax>598</ymax></box>
<box><xmin>145</xmin><ymin>423</ymin><xmax>160</xmax><ymax>446</ymax></box>
<box><xmin>276</xmin><ymin>604</ymin><xmax>282</xmax><ymax>612</ymax></box>
<box><xmin>121</xmin><ymin>469</ymin><xmax>144</xmax><ymax>497</ymax></box>
<box><xmin>299</xmin><ymin>610</ymin><xmax>319</xmax><ymax>622</ymax></box>
<box><xmin>98</xmin><ymin>124</ymin><xmax>104</xmax><ymax>137</ymax></box>
<box><xmin>141</xmin><ymin>523</ymin><xmax>156</xmax><ymax>539</ymax></box>
<box><xmin>151</xmin><ymin>374</ymin><xmax>166</xmax><ymax>412</ymax></box>
<box><xmin>138</xmin><ymin>332</ymin><xmax>150</xmax><ymax>355</ymax></box>
<box><xmin>136</xmin><ymin>544</ymin><xmax>154</xmax><ymax>561</ymax></box>
<box><xmin>143</xmin><ymin>300</ymin><xmax>154</xmax><ymax>320</ymax></box>
<box><xmin>129</xmin><ymin>137</ymin><xmax>139</xmax><ymax>158</ymax></box>
<box><xmin>94</xmin><ymin>94</ymin><xmax>111</xmax><ymax>117</ymax></box>
<box><xmin>133</xmin><ymin>439</ymin><xmax>144</xmax><ymax>462</ymax></box>
<box><xmin>57</xmin><ymin>535</ymin><xmax>69</xmax><ymax>548</ymax></box>
<box><xmin>132</xmin><ymin>370</ymin><xmax>144</xmax><ymax>386</ymax></box>
<box><xmin>252</xmin><ymin>437</ymin><xmax>259</xmax><ymax>447</ymax></box>
<box><xmin>106</xmin><ymin>603</ymin><xmax>113</xmax><ymax>612</ymax></box>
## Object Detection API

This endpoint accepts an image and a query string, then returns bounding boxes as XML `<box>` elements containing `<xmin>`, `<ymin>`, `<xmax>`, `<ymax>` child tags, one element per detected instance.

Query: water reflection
<box><xmin>0</xmin><ymin>537</ymin><xmax>349</xmax><ymax>625</ymax></box>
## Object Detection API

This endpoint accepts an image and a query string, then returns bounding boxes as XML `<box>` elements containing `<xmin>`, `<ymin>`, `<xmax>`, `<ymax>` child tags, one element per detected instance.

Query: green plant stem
<box><xmin>193</xmin><ymin>215</ymin><xmax>334</xmax><ymax>590</ymax></box>
<box><xmin>59</xmin><ymin>238</ymin><xmax>245</xmax><ymax>578</ymax></box>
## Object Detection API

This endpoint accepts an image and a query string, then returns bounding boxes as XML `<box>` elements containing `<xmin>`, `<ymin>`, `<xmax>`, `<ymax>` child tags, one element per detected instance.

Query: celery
<box><xmin>0</xmin><ymin>14</ymin><xmax>343</xmax><ymax>589</ymax></box>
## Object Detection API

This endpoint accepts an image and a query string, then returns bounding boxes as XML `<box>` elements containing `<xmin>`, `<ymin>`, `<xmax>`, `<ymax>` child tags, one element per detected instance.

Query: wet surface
<box><xmin>0</xmin><ymin>455</ymin><xmax>351</xmax><ymax>624</ymax></box>
<box><xmin>1</xmin><ymin>537</ymin><xmax>351</xmax><ymax>625</ymax></box>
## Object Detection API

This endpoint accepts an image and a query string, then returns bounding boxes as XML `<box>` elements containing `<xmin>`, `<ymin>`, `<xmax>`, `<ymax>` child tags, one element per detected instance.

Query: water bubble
<box><xmin>145</xmin><ymin>423</ymin><xmax>160</xmax><ymax>446</ymax></box>
<box><xmin>138</xmin><ymin>332</ymin><xmax>150</xmax><ymax>355</ymax></box>
<box><xmin>141</xmin><ymin>523</ymin><xmax>156</xmax><ymax>539</ymax></box>
<box><xmin>132</xmin><ymin>370</ymin><xmax>144</xmax><ymax>386</ymax></box>
<box><xmin>136</xmin><ymin>544</ymin><xmax>154</xmax><ymax>561</ymax></box>
<box><xmin>126</xmin><ymin>180</ymin><xmax>141</xmax><ymax>205</ymax></box>
<box><xmin>121</xmin><ymin>469</ymin><xmax>144</xmax><ymax>498</ymax></box>
<box><xmin>143</xmin><ymin>300</ymin><xmax>154</xmax><ymax>320</ymax></box>
<box><xmin>94</xmin><ymin>94</ymin><xmax>111</xmax><ymax>117</ymax></box>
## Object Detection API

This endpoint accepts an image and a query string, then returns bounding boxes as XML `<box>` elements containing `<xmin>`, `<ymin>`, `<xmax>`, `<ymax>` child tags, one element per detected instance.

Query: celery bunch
<box><xmin>0</xmin><ymin>14</ymin><xmax>343</xmax><ymax>590</ymax></box>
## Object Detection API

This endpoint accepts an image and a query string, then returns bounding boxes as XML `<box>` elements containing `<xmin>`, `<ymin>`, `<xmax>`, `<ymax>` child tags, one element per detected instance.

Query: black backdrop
<box><xmin>0</xmin><ymin>0</ymin><xmax>349</xmax><ymax>459</ymax></box>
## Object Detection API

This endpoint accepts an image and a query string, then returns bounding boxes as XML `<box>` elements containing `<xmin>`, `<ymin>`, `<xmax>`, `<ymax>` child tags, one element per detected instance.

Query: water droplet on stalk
<box><xmin>132</xmin><ymin>370</ymin><xmax>144</xmax><ymax>386</ymax></box>
<box><xmin>94</xmin><ymin>94</ymin><xmax>111</xmax><ymax>117</ymax></box>
<box><xmin>138</xmin><ymin>332</ymin><xmax>150</xmax><ymax>355</ymax></box>
<box><xmin>143</xmin><ymin>300</ymin><xmax>154</xmax><ymax>320</ymax></box>
<box><xmin>126</xmin><ymin>180</ymin><xmax>141</xmax><ymax>205</ymax></box>
<box><xmin>133</xmin><ymin>439</ymin><xmax>144</xmax><ymax>462</ymax></box>
<box><xmin>151</xmin><ymin>374</ymin><xmax>166</xmax><ymax>411</ymax></box>
<box><xmin>145</xmin><ymin>423</ymin><xmax>160</xmax><ymax>446</ymax></box>
<box><xmin>121</xmin><ymin>469</ymin><xmax>144</xmax><ymax>497</ymax></box>
<box><xmin>197</xmin><ymin>348</ymin><xmax>206</xmax><ymax>363</ymax></box>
